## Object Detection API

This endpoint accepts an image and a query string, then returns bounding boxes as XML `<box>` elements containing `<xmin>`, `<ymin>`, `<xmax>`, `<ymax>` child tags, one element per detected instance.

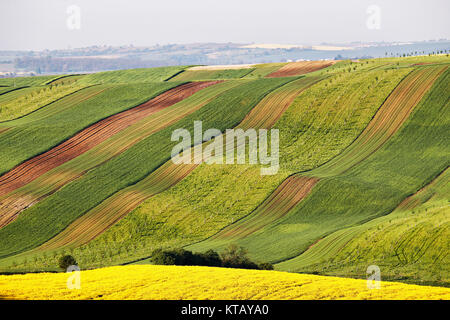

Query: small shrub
<box><xmin>151</xmin><ymin>248</ymin><xmax>194</xmax><ymax>265</ymax></box>
<box><xmin>258</xmin><ymin>263</ymin><xmax>274</xmax><ymax>270</ymax></box>
<box><xmin>198</xmin><ymin>250</ymin><xmax>222</xmax><ymax>267</ymax></box>
<box><xmin>58</xmin><ymin>255</ymin><xmax>77</xmax><ymax>270</ymax></box>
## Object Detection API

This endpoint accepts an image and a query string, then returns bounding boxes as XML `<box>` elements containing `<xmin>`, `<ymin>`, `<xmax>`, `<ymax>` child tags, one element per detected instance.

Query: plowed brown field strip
<box><xmin>212</xmin><ymin>175</ymin><xmax>318</xmax><ymax>240</ymax></box>
<box><xmin>34</xmin><ymin>77</ymin><xmax>319</xmax><ymax>250</ymax></box>
<box><xmin>266</xmin><ymin>61</ymin><xmax>335</xmax><ymax>78</ymax></box>
<box><xmin>205</xmin><ymin>65</ymin><xmax>447</xmax><ymax>243</ymax></box>
<box><xmin>310</xmin><ymin>65</ymin><xmax>447</xmax><ymax>177</ymax></box>
<box><xmin>37</xmin><ymin>161</ymin><xmax>197</xmax><ymax>250</ymax></box>
<box><xmin>0</xmin><ymin>81</ymin><xmax>218</xmax><ymax>200</ymax></box>
<box><xmin>0</xmin><ymin>81</ymin><xmax>234</xmax><ymax>228</ymax></box>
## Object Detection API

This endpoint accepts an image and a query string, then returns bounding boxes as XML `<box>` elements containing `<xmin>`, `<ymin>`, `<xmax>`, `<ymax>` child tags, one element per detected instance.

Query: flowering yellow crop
<box><xmin>0</xmin><ymin>265</ymin><xmax>448</xmax><ymax>300</ymax></box>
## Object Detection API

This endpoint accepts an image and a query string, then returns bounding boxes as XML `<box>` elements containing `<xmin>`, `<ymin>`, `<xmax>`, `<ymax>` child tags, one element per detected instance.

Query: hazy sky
<box><xmin>1</xmin><ymin>0</ymin><xmax>449</xmax><ymax>51</ymax></box>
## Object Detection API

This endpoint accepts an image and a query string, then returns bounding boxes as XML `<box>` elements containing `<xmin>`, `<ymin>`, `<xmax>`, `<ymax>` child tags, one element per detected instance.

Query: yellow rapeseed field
<box><xmin>0</xmin><ymin>265</ymin><xmax>449</xmax><ymax>300</ymax></box>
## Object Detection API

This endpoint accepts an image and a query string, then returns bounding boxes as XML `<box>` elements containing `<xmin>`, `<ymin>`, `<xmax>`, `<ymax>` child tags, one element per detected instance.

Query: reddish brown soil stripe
<box><xmin>209</xmin><ymin>66</ymin><xmax>447</xmax><ymax>241</ymax></box>
<box><xmin>212</xmin><ymin>176</ymin><xmax>318</xmax><ymax>240</ymax></box>
<box><xmin>0</xmin><ymin>81</ymin><xmax>219</xmax><ymax>197</ymax></box>
<box><xmin>397</xmin><ymin>167</ymin><xmax>449</xmax><ymax>210</ymax></box>
<box><xmin>34</xmin><ymin>77</ymin><xmax>317</xmax><ymax>249</ymax></box>
<box><xmin>37</xmin><ymin>161</ymin><xmax>198</xmax><ymax>250</ymax></box>
<box><xmin>266</xmin><ymin>61</ymin><xmax>335</xmax><ymax>78</ymax></box>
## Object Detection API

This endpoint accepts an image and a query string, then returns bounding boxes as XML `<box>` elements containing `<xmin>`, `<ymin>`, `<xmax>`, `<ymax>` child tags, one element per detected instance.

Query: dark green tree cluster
<box><xmin>58</xmin><ymin>255</ymin><xmax>77</xmax><ymax>270</ymax></box>
<box><xmin>151</xmin><ymin>244</ymin><xmax>273</xmax><ymax>270</ymax></box>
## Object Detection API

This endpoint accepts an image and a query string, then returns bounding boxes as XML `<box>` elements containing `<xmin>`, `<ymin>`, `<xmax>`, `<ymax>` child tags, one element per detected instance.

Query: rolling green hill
<box><xmin>0</xmin><ymin>56</ymin><xmax>448</xmax><ymax>288</ymax></box>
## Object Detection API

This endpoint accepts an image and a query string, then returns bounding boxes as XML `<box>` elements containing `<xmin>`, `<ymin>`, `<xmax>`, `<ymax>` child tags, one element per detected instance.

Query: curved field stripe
<box><xmin>37</xmin><ymin>161</ymin><xmax>197</xmax><ymax>250</ymax></box>
<box><xmin>45</xmin><ymin>75</ymin><xmax>84</xmax><ymax>86</ymax></box>
<box><xmin>0</xmin><ymin>77</ymin><xmax>292</xmax><ymax>259</ymax></box>
<box><xmin>310</xmin><ymin>65</ymin><xmax>448</xmax><ymax>177</ymax></box>
<box><xmin>277</xmin><ymin>167</ymin><xmax>450</xmax><ymax>275</ymax></box>
<box><xmin>77</xmin><ymin>66</ymin><xmax>187</xmax><ymax>85</ymax></box>
<box><xmin>238</xmin><ymin>76</ymin><xmax>323</xmax><ymax>130</ymax></box>
<box><xmin>397</xmin><ymin>167</ymin><xmax>449</xmax><ymax>210</ymax></box>
<box><xmin>0</xmin><ymin>81</ymin><xmax>218</xmax><ymax>227</ymax></box>
<box><xmin>0</xmin><ymin>86</ymin><xmax>28</xmax><ymax>96</ymax></box>
<box><xmin>0</xmin><ymin>87</ymin><xmax>38</xmax><ymax>104</ymax></box>
<box><xmin>33</xmin><ymin>77</ymin><xmax>315</xmax><ymax>250</ymax></box>
<box><xmin>243</xmin><ymin>63</ymin><xmax>288</xmax><ymax>79</ymax></box>
<box><xmin>171</xmin><ymin>69</ymin><xmax>255</xmax><ymax>82</ymax></box>
<box><xmin>266</xmin><ymin>61</ymin><xmax>335</xmax><ymax>78</ymax></box>
<box><xmin>209</xmin><ymin>176</ymin><xmax>318</xmax><ymax>241</ymax></box>
<box><xmin>0</xmin><ymin>81</ymin><xmax>239</xmax><ymax>226</ymax></box>
<box><xmin>208</xmin><ymin>66</ymin><xmax>449</xmax><ymax>265</ymax></box>
<box><xmin>193</xmin><ymin>65</ymin><xmax>447</xmax><ymax>246</ymax></box>
<box><xmin>0</xmin><ymin>84</ymin><xmax>90</xmax><ymax>122</ymax></box>
<box><xmin>4</xmin><ymin>85</ymin><xmax>109</xmax><ymax>125</ymax></box>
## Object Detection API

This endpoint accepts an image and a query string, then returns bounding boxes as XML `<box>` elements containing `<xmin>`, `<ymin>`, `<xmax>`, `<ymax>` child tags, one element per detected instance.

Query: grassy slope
<box><xmin>78</xmin><ymin>66</ymin><xmax>186</xmax><ymax>84</ymax></box>
<box><xmin>189</xmin><ymin>65</ymin><xmax>446</xmax><ymax>254</ymax></box>
<box><xmin>0</xmin><ymin>86</ymin><xmax>28</xmax><ymax>96</ymax></box>
<box><xmin>0</xmin><ymin>75</ymin><xmax>61</xmax><ymax>87</ymax></box>
<box><xmin>53</xmin><ymin>67</ymin><xmax>412</xmax><ymax>268</ymax></box>
<box><xmin>277</xmin><ymin>169</ymin><xmax>449</xmax><ymax>287</ymax></box>
<box><xmin>1</xmin><ymin>85</ymin><xmax>109</xmax><ymax>126</ymax></box>
<box><xmin>0</xmin><ymin>82</ymin><xmax>89</xmax><ymax>121</ymax></box>
<box><xmin>0</xmin><ymin>82</ymin><xmax>180</xmax><ymax>175</ymax></box>
<box><xmin>19</xmin><ymin>77</ymin><xmax>319</xmax><ymax>266</ymax></box>
<box><xmin>243</xmin><ymin>63</ymin><xmax>288</xmax><ymax>78</ymax></box>
<box><xmin>0</xmin><ymin>87</ymin><xmax>44</xmax><ymax>105</ymax></box>
<box><xmin>0</xmin><ymin>81</ymin><xmax>242</xmax><ymax>238</ymax></box>
<box><xmin>0</xmin><ymin>77</ymin><xmax>292</xmax><ymax>260</ymax></box>
<box><xmin>187</xmin><ymin>66</ymin><xmax>425</xmax><ymax>249</ymax></box>
<box><xmin>78</xmin><ymin>66</ymin><xmax>187</xmax><ymax>84</ymax></box>
<box><xmin>1</xmin><ymin>265</ymin><xmax>449</xmax><ymax>300</ymax></box>
<box><xmin>1</xmin><ymin>57</ymin><xmax>448</xmax><ymax>276</ymax></box>
<box><xmin>170</xmin><ymin>68</ymin><xmax>255</xmax><ymax>81</ymax></box>
<box><xmin>212</xmin><ymin>67</ymin><xmax>449</xmax><ymax>268</ymax></box>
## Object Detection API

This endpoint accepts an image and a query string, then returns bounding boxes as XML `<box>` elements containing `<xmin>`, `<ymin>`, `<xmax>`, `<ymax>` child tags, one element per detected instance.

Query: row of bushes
<box><xmin>56</xmin><ymin>245</ymin><xmax>273</xmax><ymax>271</ymax></box>
<box><xmin>151</xmin><ymin>245</ymin><xmax>273</xmax><ymax>270</ymax></box>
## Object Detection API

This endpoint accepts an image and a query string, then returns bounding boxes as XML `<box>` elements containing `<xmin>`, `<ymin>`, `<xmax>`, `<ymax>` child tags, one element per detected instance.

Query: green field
<box><xmin>0</xmin><ymin>56</ymin><xmax>448</xmax><ymax>289</ymax></box>
<box><xmin>65</xmin><ymin>65</ymin><xmax>413</xmax><ymax>267</ymax></box>
<box><xmin>0</xmin><ymin>82</ymin><xmax>181</xmax><ymax>174</ymax></box>
<box><xmin>170</xmin><ymin>68</ymin><xmax>255</xmax><ymax>81</ymax></box>
<box><xmin>195</xmin><ymin>68</ymin><xmax>448</xmax><ymax>274</ymax></box>
<box><xmin>278</xmin><ymin>168</ymin><xmax>449</xmax><ymax>286</ymax></box>
<box><xmin>77</xmin><ymin>66</ymin><xmax>188</xmax><ymax>84</ymax></box>
<box><xmin>0</xmin><ymin>77</ymin><xmax>292</xmax><ymax>259</ymax></box>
